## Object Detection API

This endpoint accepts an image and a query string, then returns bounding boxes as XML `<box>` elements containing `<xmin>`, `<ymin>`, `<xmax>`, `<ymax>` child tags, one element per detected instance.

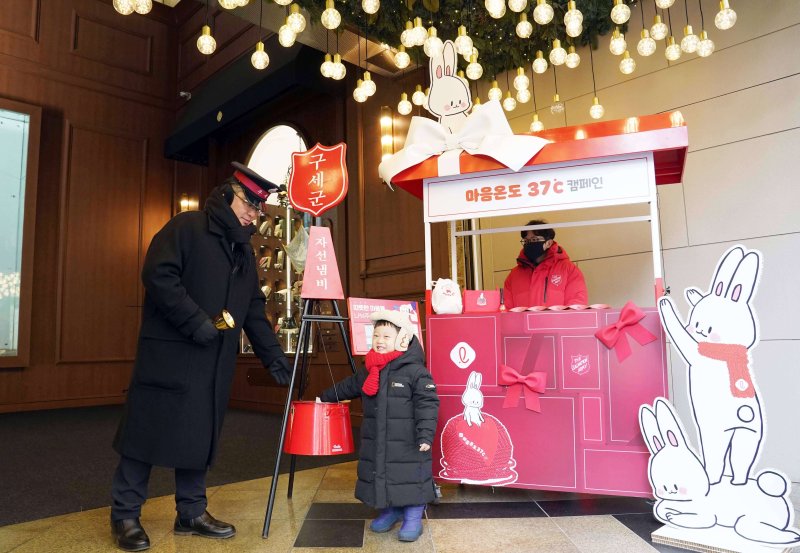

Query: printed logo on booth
<box><xmin>570</xmin><ymin>354</ymin><xmax>591</xmax><ymax>376</ymax></box>
<box><xmin>551</xmin><ymin>274</ymin><xmax>562</xmax><ymax>286</ymax></box>
<box><xmin>450</xmin><ymin>342</ymin><xmax>476</xmax><ymax>369</ymax></box>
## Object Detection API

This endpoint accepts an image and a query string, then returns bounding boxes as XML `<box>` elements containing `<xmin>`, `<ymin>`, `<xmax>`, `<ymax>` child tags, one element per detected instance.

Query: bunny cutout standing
<box><xmin>462</xmin><ymin>371</ymin><xmax>484</xmax><ymax>427</ymax></box>
<box><xmin>640</xmin><ymin>399</ymin><xmax>800</xmax><ymax>545</ymax></box>
<box><xmin>658</xmin><ymin>246</ymin><xmax>763</xmax><ymax>486</ymax></box>
<box><xmin>424</xmin><ymin>40</ymin><xmax>472</xmax><ymax>134</ymax></box>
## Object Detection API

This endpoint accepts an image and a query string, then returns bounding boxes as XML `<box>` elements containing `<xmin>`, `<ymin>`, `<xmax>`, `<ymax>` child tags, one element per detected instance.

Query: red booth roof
<box><xmin>391</xmin><ymin>111</ymin><xmax>689</xmax><ymax>200</ymax></box>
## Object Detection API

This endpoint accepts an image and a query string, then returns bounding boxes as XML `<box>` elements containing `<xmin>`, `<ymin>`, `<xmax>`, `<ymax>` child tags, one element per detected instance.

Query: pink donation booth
<box><xmin>389</xmin><ymin>113</ymin><xmax>688</xmax><ymax>497</ymax></box>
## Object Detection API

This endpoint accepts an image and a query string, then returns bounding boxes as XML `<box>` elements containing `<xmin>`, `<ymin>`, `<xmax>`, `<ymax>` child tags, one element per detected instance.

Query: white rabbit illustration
<box><xmin>658</xmin><ymin>245</ymin><xmax>763</xmax><ymax>485</ymax></box>
<box><xmin>424</xmin><ymin>40</ymin><xmax>472</xmax><ymax>134</ymax></box>
<box><xmin>640</xmin><ymin>398</ymin><xmax>800</xmax><ymax>545</ymax></box>
<box><xmin>461</xmin><ymin>371</ymin><xmax>484</xmax><ymax>427</ymax></box>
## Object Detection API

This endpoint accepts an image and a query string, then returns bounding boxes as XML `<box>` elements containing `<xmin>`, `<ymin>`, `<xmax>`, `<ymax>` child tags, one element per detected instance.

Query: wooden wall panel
<box><xmin>71</xmin><ymin>12</ymin><xmax>153</xmax><ymax>75</ymax></box>
<box><xmin>0</xmin><ymin>0</ymin><xmax>40</xmax><ymax>42</ymax></box>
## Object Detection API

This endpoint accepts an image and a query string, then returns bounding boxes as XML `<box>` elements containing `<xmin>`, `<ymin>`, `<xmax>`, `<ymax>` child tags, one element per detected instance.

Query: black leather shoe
<box><xmin>174</xmin><ymin>510</ymin><xmax>236</xmax><ymax>539</ymax></box>
<box><xmin>111</xmin><ymin>518</ymin><xmax>150</xmax><ymax>551</ymax></box>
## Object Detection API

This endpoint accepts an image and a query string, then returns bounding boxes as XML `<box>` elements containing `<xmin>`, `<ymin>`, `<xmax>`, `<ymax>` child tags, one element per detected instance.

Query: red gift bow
<box><xmin>594</xmin><ymin>301</ymin><xmax>658</xmax><ymax>362</ymax></box>
<box><xmin>499</xmin><ymin>364</ymin><xmax>547</xmax><ymax>412</ymax></box>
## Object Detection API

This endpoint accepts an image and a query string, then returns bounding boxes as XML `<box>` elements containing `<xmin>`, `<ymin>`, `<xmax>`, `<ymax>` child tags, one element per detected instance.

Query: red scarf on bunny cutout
<box><xmin>363</xmin><ymin>350</ymin><xmax>403</xmax><ymax>396</ymax></box>
<box><xmin>697</xmin><ymin>343</ymin><xmax>754</xmax><ymax>398</ymax></box>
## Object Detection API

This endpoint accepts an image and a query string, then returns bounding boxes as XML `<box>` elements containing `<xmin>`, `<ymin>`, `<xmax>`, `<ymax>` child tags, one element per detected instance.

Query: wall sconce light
<box><xmin>380</xmin><ymin>106</ymin><xmax>394</xmax><ymax>162</ymax></box>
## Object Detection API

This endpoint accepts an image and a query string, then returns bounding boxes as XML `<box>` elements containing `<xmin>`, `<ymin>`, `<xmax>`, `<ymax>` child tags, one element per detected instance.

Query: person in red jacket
<box><xmin>503</xmin><ymin>220</ymin><xmax>588</xmax><ymax>308</ymax></box>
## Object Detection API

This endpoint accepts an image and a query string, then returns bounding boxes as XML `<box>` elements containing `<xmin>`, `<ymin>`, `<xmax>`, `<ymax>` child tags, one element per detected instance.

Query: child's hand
<box><xmin>419</xmin><ymin>443</ymin><xmax>430</xmax><ymax>452</ymax></box>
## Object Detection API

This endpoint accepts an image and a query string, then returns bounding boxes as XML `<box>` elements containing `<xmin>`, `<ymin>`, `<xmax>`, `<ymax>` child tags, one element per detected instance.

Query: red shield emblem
<box><xmin>287</xmin><ymin>142</ymin><xmax>348</xmax><ymax>217</ymax></box>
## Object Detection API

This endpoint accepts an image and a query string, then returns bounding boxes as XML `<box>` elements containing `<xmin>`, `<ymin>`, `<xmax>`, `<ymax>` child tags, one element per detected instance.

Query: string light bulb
<box><xmin>651</xmin><ymin>14</ymin><xmax>668</xmax><ymax>40</ymax></box>
<box><xmin>488</xmin><ymin>80</ymin><xmax>502</xmax><ymax>101</ymax></box>
<box><xmin>331</xmin><ymin>53</ymin><xmax>346</xmax><ymax>80</ymax></box>
<box><xmin>665</xmin><ymin>36</ymin><xmax>681</xmax><ymax>60</ymax></box>
<box><xmin>697</xmin><ymin>30</ymin><xmax>715</xmax><ymax>57</ymax></box>
<box><xmin>530</xmin><ymin>113</ymin><xmax>544</xmax><ymax>132</ymax></box>
<box><xmin>637</xmin><ymin>29</ymin><xmax>657</xmax><ymax>56</ymax></box>
<box><xmin>251</xmin><ymin>41</ymin><xmax>269</xmax><ymax>69</ymax></box>
<box><xmin>321</xmin><ymin>0</ymin><xmax>341</xmax><ymax>29</ymax></box>
<box><xmin>423</xmin><ymin>27</ymin><xmax>444</xmax><ymax>58</ymax></box>
<box><xmin>486</xmin><ymin>0</ymin><xmax>506</xmax><ymax>19</ymax></box>
<box><xmin>466</xmin><ymin>54</ymin><xmax>483</xmax><ymax>80</ymax></box>
<box><xmin>287</xmin><ymin>4</ymin><xmax>306</xmax><ymax>33</ymax></box>
<box><xmin>412</xmin><ymin>17</ymin><xmax>427</xmax><ymax>46</ymax></box>
<box><xmin>610</xmin><ymin>0</ymin><xmax>630</xmax><ymax>24</ymax></box>
<box><xmin>362</xmin><ymin>0</ymin><xmax>380</xmax><ymax>15</ymax></box>
<box><xmin>394</xmin><ymin>45</ymin><xmax>410</xmax><ymax>69</ymax></box>
<box><xmin>463</xmin><ymin>46</ymin><xmax>478</xmax><ymax>63</ymax></box>
<box><xmin>516</xmin><ymin>13</ymin><xmax>533</xmax><ymax>39</ymax></box>
<box><xmin>274</xmin><ymin>0</ymin><xmax>292</xmax><ymax>5</ymax></box>
<box><xmin>278</xmin><ymin>20</ymin><xmax>297</xmax><ymax>47</ymax></box>
<box><xmin>681</xmin><ymin>25</ymin><xmax>699</xmax><ymax>53</ymax></box>
<box><xmin>655</xmin><ymin>0</ymin><xmax>675</xmax><ymax>8</ymax></box>
<box><xmin>411</xmin><ymin>85</ymin><xmax>426</xmax><ymax>105</ymax></box>
<box><xmin>550</xmin><ymin>39</ymin><xmax>567</xmax><ymax>65</ymax></box>
<box><xmin>609</xmin><ymin>27</ymin><xmax>627</xmax><ymax>55</ymax></box>
<box><xmin>320</xmin><ymin>53</ymin><xmax>334</xmax><ymax>77</ymax></box>
<box><xmin>218</xmin><ymin>0</ymin><xmax>238</xmax><ymax>7</ymax></box>
<box><xmin>353</xmin><ymin>80</ymin><xmax>368</xmax><ymax>103</ymax></box>
<box><xmin>619</xmin><ymin>51</ymin><xmax>636</xmax><ymax>74</ymax></box>
<box><xmin>533</xmin><ymin>0</ymin><xmax>554</xmax><ymax>25</ymax></box>
<box><xmin>401</xmin><ymin>21</ymin><xmax>415</xmax><ymax>48</ymax></box>
<box><xmin>714</xmin><ymin>0</ymin><xmax>736</xmax><ymax>30</ymax></box>
<box><xmin>398</xmin><ymin>93</ymin><xmax>413</xmax><ymax>115</ymax></box>
<box><xmin>532</xmin><ymin>50</ymin><xmax>548</xmax><ymax>73</ymax></box>
<box><xmin>513</xmin><ymin>67</ymin><xmax>530</xmax><ymax>91</ymax></box>
<box><xmin>550</xmin><ymin>93</ymin><xmax>564</xmax><ymax>114</ymax></box>
<box><xmin>564</xmin><ymin>1</ymin><xmax>583</xmax><ymax>35</ymax></box>
<box><xmin>455</xmin><ymin>26</ymin><xmax>474</xmax><ymax>56</ymax></box>
<box><xmin>113</xmin><ymin>0</ymin><xmax>134</xmax><ymax>15</ymax></box>
<box><xmin>197</xmin><ymin>25</ymin><xmax>216</xmax><ymax>55</ymax></box>
<box><xmin>503</xmin><ymin>91</ymin><xmax>517</xmax><ymax>112</ymax></box>
<box><xmin>567</xmin><ymin>24</ymin><xmax>583</xmax><ymax>38</ymax></box>
<box><xmin>589</xmin><ymin>96</ymin><xmax>604</xmax><ymax>119</ymax></box>
<box><xmin>508</xmin><ymin>0</ymin><xmax>528</xmax><ymax>13</ymax></box>
<box><xmin>362</xmin><ymin>71</ymin><xmax>376</xmax><ymax>96</ymax></box>
<box><xmin>516</xmin><ymin>88</ymin><xmax>531</xmax><ymax>103</ymax></box>
<box><xmin>133</xmin><ymin>0</ymin><xmax>152</xmax><ymax>14</ymax></box>
<box><xmin>565</xmin><ymin>45</ymin><xmax>580</xmax><ymax>68</ymax></box>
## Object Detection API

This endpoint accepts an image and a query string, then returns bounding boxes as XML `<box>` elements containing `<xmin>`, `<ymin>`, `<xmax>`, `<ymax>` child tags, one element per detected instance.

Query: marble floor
<box><xmin>1</xmin><ymin>461</ymin><xmax>798</xmax><ymax>553</ymax></box>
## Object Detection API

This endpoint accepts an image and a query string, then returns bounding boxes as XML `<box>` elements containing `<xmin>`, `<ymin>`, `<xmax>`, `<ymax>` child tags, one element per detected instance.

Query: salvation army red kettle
<box><xmin>283</xmin><ymin>400</ymin><xmax>354</xmax><ymax>456</ymax></box>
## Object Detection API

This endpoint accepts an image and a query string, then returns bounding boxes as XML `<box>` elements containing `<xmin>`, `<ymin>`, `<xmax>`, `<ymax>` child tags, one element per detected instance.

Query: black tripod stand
<box><xmin>261</xmin><ymin>298</ymin><xmax>357</xmax><ymax>538</ymax></box>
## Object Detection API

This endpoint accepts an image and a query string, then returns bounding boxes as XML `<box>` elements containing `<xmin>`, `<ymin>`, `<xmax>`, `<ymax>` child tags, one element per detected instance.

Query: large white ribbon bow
<box><xmin>378</xmin><ymin>100</ymin><xmax>549</xmax><ymax>185</ymax></box>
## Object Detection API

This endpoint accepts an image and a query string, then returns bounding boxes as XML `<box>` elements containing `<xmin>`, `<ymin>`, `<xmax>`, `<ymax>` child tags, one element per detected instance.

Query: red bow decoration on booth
<box><xmin>594</xmin><ymin>301</ymin><xmax>658</xmax><ymax>362</ymax></box>
<box><xmin>499</xmin><ymin>364</ymin><xmax>547</xmax><ymax>412</ymax></box>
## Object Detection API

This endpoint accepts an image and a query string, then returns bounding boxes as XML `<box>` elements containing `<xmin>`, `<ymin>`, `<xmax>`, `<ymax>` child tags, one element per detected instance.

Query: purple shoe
<box><xmin>369</xmin><ymin>507</ymin><xmax>403</xmax><ymax>533</ymax></box>
<box><xmin>398</xmin><ymin>505</ymin><xmax>426</xmax><ymax>542</ymax></box>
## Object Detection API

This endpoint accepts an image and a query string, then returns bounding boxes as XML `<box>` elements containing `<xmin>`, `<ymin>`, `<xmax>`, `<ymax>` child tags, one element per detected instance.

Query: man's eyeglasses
<box><xmin>520</xmin><ymin>237</ymin><xmax>547</xmax><ymax>245</ymax></box>
<box><xmin>233</xmin><ymin>189</ymin><xmax>264</xmax><ymax>216</ymax></box>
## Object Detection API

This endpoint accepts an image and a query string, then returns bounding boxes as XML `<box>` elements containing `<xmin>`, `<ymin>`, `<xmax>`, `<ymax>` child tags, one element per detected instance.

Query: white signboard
<box><xmin>423</xmin><ymin>153</ymin><xmax>655</xmax><ymax>223</ymax></box>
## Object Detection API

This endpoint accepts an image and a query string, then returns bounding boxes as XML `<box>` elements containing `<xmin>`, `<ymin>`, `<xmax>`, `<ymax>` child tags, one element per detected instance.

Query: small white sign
<box><xmin>450</xmin><ymin>341</ymin><xmax>476</xmax><ymax>369</ymax></box>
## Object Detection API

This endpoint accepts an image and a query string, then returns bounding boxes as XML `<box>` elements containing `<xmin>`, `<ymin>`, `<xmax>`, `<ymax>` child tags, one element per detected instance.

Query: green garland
<box><xmin>299</xmin><ymin>0</ymin><xmax>629</xmax><ymax>80</ymax></box>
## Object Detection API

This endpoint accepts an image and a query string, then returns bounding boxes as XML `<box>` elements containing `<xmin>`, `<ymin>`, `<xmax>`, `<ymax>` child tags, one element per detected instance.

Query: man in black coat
<box><xmin>110</xmin><ymin>163</ymin><xmax>292</xmax><ymax>551</ymax></box>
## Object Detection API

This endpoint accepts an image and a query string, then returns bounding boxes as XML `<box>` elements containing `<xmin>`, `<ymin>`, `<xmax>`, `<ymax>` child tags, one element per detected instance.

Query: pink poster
<box><xmin>346</xmin><ymin>298</ymin><xmax>422</xmax><ymax>356</ymax></box>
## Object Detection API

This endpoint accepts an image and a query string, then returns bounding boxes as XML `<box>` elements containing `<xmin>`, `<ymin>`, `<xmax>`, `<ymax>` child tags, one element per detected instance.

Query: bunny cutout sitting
<box><xmin>640</xmin><ymin>399</ymin><xmax>800</xmax><ymax>546</ymax></box>
<box><xmin>461</xmin><ymin>371</ymin><xmax>484</xmax><ymax>427</ymax></box>
<box><xmin>424</xmin><ymin>40</ymin><xmax>472</xmax><ymax>134</ymax></box>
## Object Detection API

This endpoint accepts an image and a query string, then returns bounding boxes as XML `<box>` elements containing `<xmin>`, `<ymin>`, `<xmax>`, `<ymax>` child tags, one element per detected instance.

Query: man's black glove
<box><xmin>267</xmin><ymin>356</ymin><xmax>292</xmax><ymax>386</ymax></box>
<box><xmin>192</xmin><ymin>319</ymin><xmax>218</xmax><ymax>345</ymax></box>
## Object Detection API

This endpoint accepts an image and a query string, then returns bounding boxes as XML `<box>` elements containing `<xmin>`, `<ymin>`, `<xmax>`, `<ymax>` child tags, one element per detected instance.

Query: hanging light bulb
<box><xmin>133</xmin><ymin>0</ymin><xmax>152</xmax><ymax>14</ymax></box>
<box><xmin>589</xmin><ymin>96</ymin><xmax>604</xmax><ymax>119</ymax></box>
<box><xmin>565</xmin><ymin>45</ymin><xmax>580</xmax><ymax>68</ymax></box>
<box><xmin>274</xmin><ymin>0</ymin><xmax>292</xmax><ymax>5</ymax></box>
<box><xmin>665</xmin><ymin>36</ymin><xmax>681</xmax><ymax>60</ymax></box>
<box><xmin>466</xmin><ymin>54</ymin><xmax>483</xmax><ymax>80</ymax></box>
<box><xmin>487</xmin><ymin>0</ymin><xmax>506</xmax><ymax>19</ymax></box>
<box><xmin>488</xmin><ymin>80</ymin><xmax>502</xmax><ymax>101</ymax></box>
<box><xmin>549</xmin><ymin>39</ymin><xmax>567</xmax><ymax>65</ymax></box>
<box><xmin>362</xmin><ymin>71</ymin><xmax>376</xmax><ymax>96</ymax></box>
<box><xmin>394</xmin><ymin>45</ymin><xmax>410</xmax><ymax>69</ymax></box>
<box><xmin>651</xmin><ymin>14</ymin><xmax>668</xmax><ymax>40</ymax></box>
<box><xmin>278</xmin><ymin>21</ymin><xmax>297</xmax><ymax>47</ymax></box>
<box><xmin>218</xmin><ymin>0</ymin><xmax>238</xmax><ymax>8</ymax></box>
<box><xmin>508</xmin><ymin>0</ymin><xmax>527</xmax><ymax>13</ymax></box>
<box><xmin>533</xmin><ymin>0</ymin><xmax>554</xmax><ymax>25</ymax></box>
<box><xmin>530</xmin><ymin>113</ymin><xmax>545</xmax><ymax>132</ymax></box>
<box><xmin>619</xmin><ymin>50</ymin><xmax>636</xmax><ymax>74</ymax></box>
<box><xmin>503</xmin><ymin>91</ymin><xmax>517</xmax><ymax>112</ymax></box>
<box><xmin>516</xmin><ymin>13</ymin><xmax>533</xmax><ymax>38</ymax></box>
<box><xmin>566</xmin><ymin>23</ymin><xmax>583</xmax><ymax>38</ymax></box>
<box><xmin>287</xmin><ymin>4</ymin><xmax>306</xmax><ymax>33</ymax></box>
<box><xmin>609</xmin><ymin>27</ymin><xmax>627</xmax><ymax>55</ymax></box>
<box><xmin>484</xmin><ymin>0</ymin><xmax>503</xmax><ymax>14</ymax></box>
<box><xmin>564</xmin><ymin>1</ymin><xmax>583</xmax><ymax>31</ymax></box>
<box><xmin>397</xmin><ymin>93</ymin><xmax>413</xmax><ymax>115</ymax></box>
<box><xmin>412</xmin><ymin>17</ymin><xmax>427</xmax><ymax>46</ymax></box>
<box><xmin>400</xmin><ymin>21</ymin><xmax>415</xmax><ymax>48</ymax></box>
<box><xmin>331</xmin><ymin>53</ymin><xmax>346</xmax><ymax>80</ymax></box>
<box><xmin>516</xmin><ymin>88</ymin><xmax>531</xmax><ymax>103</ymax></box>
<box><xmin>321</xmin><ymin>0</ymin><xmax>341</xmax><ymax>29</ymax></box>
<box><xmin>362</xmin><ymin>0</ymin><xmax>379</xmax><ymax>14</ymax></box>
<box><xmin>197</xmin><ymin>25</ymin><xmax>216</xmax><ymax>55</ymax></box>
<box><xmin>697</xmin><ymin>30</ymin><xmax>715</xmax><ymax>57</ymax></box>
<box><xmin>637</xmin><ymin>29</ymin><xmax>657</xmax><ymax>56</ymax></box>
<box><xmin>513</xmin><ymin>67</ymin><xmax>530</xmax><ymax>91</ymax></box>
<box><xmin>411</xmin><ymin>85</ymin><xmax>426</xmax><ymax>106</ymax></box>
<box><xmin>455</xmin><ymin>26</ymin><xmax>473</xmax><ymax>56</ymax></box>
<box><xmin>681</xmin><ymin>25</ymin><xmax>699</xmax><ymax>53</ymax></box>
<box><xmin>715</xmin><ymin>0</ymin><xmax>737</xmax><ymax>30</ymax></box>
<box><xmin>423</xmin><ymin>27</ymin><xmax>444</xmax><ymax>58</ymax></box>
<box><xmin>113</xmin><ymin>0</ymin><xmax>134</xmax><ymax>15</ymax></box>
<box><xmin>610</xmin><ymin>0</ymin><xmax>630</xmax><ymax>24</ymax></box>
<box><xmin>353</xmin><ymin>80</ymin><xmax>368</xmax><ymax>103</ymax></box>
<box><xmin>550</xmin><ymin>94</ymin><xmax>564</xmax><ymax>114</ymax></box>
<box><xmin>251</xmin><ymin>41</ymin><xmax>269</xmax><ymax>69</ymax></box>
<box><xmin>472</xmin><ymin>96</ymin><xmax>482</xmax><ymax>112</ymax></box>
<box><xmin>236</xmin><ymin>0</ymin><xmax>251</xmax><ymax>6</ymax></box>
<box><xmin>532</xmin><ymin>50</ymin><xmax>548</xmax><ymax>73</ymax></box>
<box><xmin>463</xmin><ymin>46</ymin><xmax>479</xmax><ymax>63</ymax></box>
<box><xmin>655</xmin><ymin>0</ymin><xmax>675</xmax><ymax>8</ymax></box>
<box><xmin>320</xmin><ymin>53</ymin><xmax>334</xmax><ymax>77</ymax></box>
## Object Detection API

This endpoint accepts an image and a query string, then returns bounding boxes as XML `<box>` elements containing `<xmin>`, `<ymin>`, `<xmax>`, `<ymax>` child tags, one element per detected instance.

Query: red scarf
<box><xmin>697</xmin><ymin>342</ymin><xmax>754</xmax><ymax>398</ymax></box>
<box><xmin>362</xmin><ymin>349</ymin><xmax>403</xmax><ymax>396</ymax></box>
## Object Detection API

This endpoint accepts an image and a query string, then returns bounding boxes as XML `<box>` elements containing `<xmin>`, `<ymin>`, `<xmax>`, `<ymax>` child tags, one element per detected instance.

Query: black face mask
<box><xmin>523</xmin><ymin>241</ymin><xmax>547</xmax><ymax>263</ymax></box>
